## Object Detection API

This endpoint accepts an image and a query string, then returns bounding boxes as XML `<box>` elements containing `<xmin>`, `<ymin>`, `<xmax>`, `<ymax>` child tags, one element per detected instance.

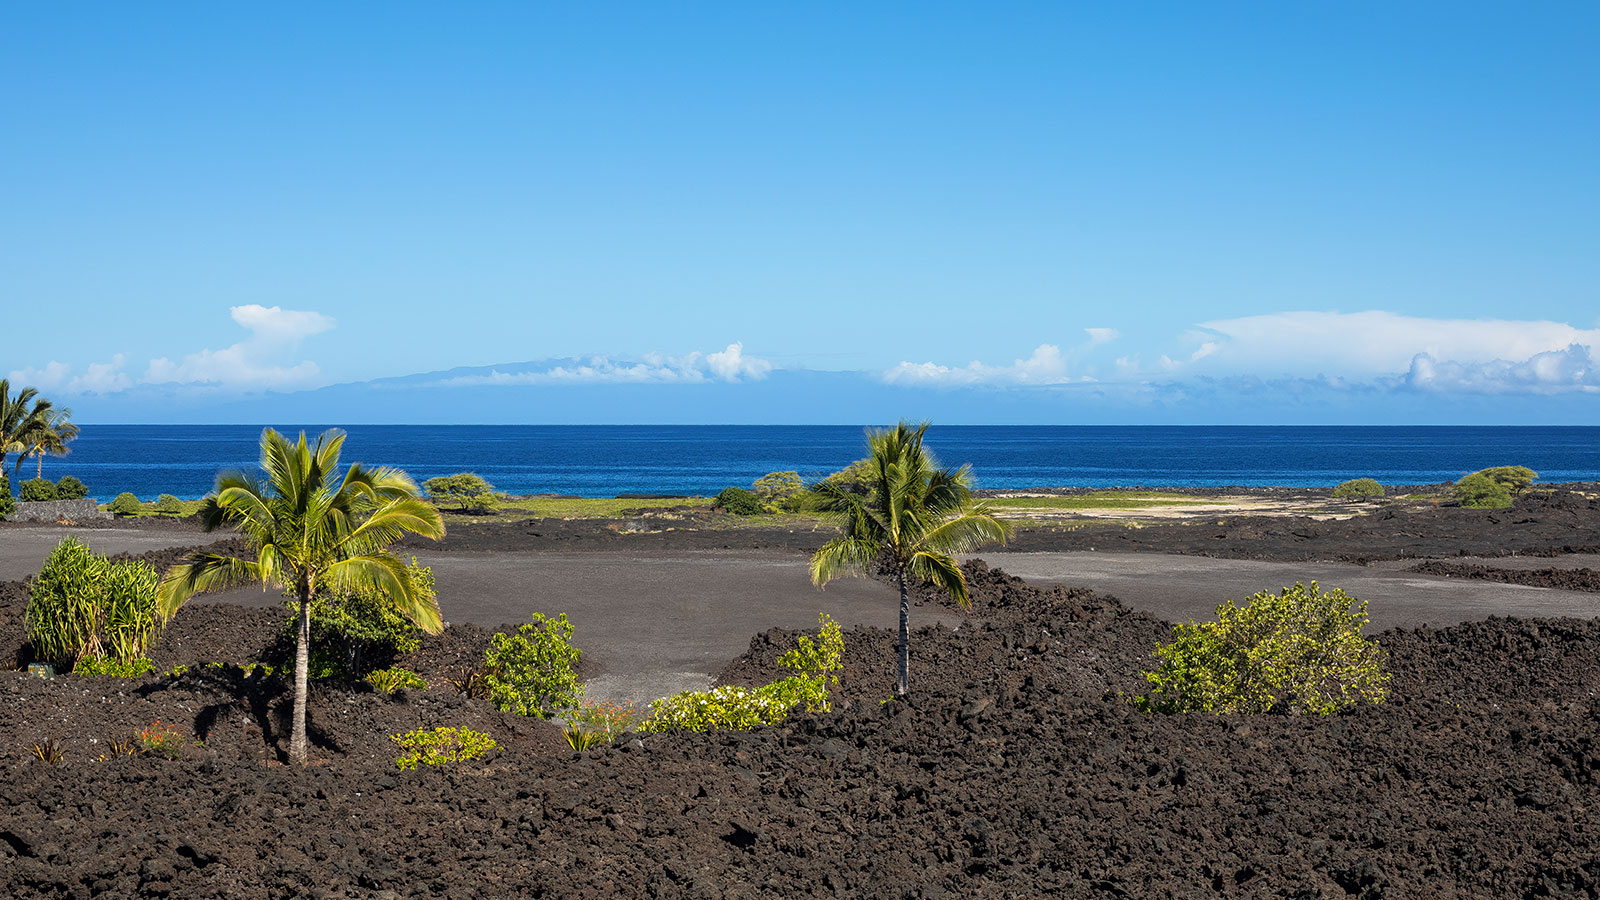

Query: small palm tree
<box><xmin>158</xmin><ymin>428</ymin><xmax>446</xmax><ymax>765</ymax></box>
<box><xmin>1</xmin><ymin>379</ymin><xmax>55</xmax><ymax>485</ymax></box>
<box><xmin>25</xmin><ymin>408</ymin><xmax>79</xmax><ymax>479</ymax></box>
<box><xmin>810</xmin><ymin>421</ymin><xmax>1012</xmax><ymax>697</ymax></box>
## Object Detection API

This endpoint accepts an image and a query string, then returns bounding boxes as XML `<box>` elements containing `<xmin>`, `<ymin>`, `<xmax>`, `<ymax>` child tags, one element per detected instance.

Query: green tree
<box><xmin>54</xmin><ymin>475</ymin><xmax>88</xmax><ymax>500</ymax></box>
<box><xmin>809</xmin><ymin>421</ymin><xmax>1012</xmax><ymax>696</ymax></box>
<box><xmin>1</xmin><ymin>379</ymin><xmax>55</xmax><ymax>485</ymax></box>
<box><xmin>1331</xmin><ymin>478</ymin><xmax>1384</xmax><ymax>501</ymax></box>
<box><xmin>752</xmin><ymin>470</ymin><xmax>804</xmax><ymax>507</ymax></box>
<box><xmin>1474</xmin><ymin>465</ymin><xmax>1537</xmax><ymax>496</ymax></box>
<box><xmin>1454</xmin><ymin>472</ymin><xmax>1512</xmax><ymax>509</ymax></box>
<box><xmin>157</xmin><ymin>428</ymin><xmax>446</xmax><ymax>766</ymax></box>
<box><xmin>423</xmin><ymin>472</ymin><xmax>498</xmax><ymax>512</ymax></box>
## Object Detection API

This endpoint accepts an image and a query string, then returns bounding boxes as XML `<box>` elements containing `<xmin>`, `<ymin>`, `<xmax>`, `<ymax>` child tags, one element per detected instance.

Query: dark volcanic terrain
<box><xmin>3</xmin><ymin>488</ymin><xmax>1600</xmax><ymax>898</ymax></box>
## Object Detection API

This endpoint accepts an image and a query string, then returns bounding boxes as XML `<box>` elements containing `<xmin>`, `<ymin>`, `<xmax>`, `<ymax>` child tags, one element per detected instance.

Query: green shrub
<box><xmin>26</xmin><ymin>539</ymin><xmax>164</xmax><ymax>668</ymax></box>
<box><xmin>818</xmin><ymin>457</ymin><xmax>877</xmax><ymax>496</ymax></box>
<box><xmin>752</xmin><ymin>471</ymin><xmax>804</xmax><ymax>509</ymax></box>
<box><xmin>54</xmin><ymin>476</ymin><xmax>88</xmax><ymax>500</ymax></box>
<box><xmin>136</xmin><ymin>721</ymin><xmax>188</xmax><ymax>759</ymax></box>
<box><xmin>392</xmin><ymin>726</ymin><xmax>498</xmax><ymax>770</ymax></box>
<box><xmin>74</xmin><ymin>654</ymin><xmax>156</xmax><ymax>678</ymax></box>
<box><xmin>105</xmin><ymin>492</ymin><xmax>143</xmax><ymax>515</ymax></box>
<box><xmin>714</xmin><ymin>486</ymin><xmax>764</xmax><ymax>516</ymax></box>
<box><xmin>292</xmin><ymin>558</ymin><xmax>432</xmax><ymax>678</ymax></box>
<box><xmin>1464</xmin><ymin>465</ymin><xmax>1537</xmax><ymax>498</ymax></box>
<box><xmin>366</xmin><ymin>667</ymin><xmax>427</xmax><ymax>694</ymax></box>
<box><xmin>153</xmin><ymin>494</ymin><xmax>184</xmax><ymax>515</ymax></box>
<box><xmin>484</xmin><ymin>612</ymin><xmax>584</xmax><ymax>718</ymax></box>
<box><xmin>20</xmin><ymin>478</ymin><xmax>57</xmax><ymax>502</ymax></box>
<box><xmin>0</xmin><ymin>475</ymin><xmax>13</xmax><ymax>519</ymax></box>
<box><xmin>26</xmin><ymin>537</ymin><xmax>107</xmax><ymax>666</ymax></box>
<box><xmin>1454</xmin><ymin>472</ymin><xmax>1512</xmax><ymax>509</ymax></box>
<box><xmin>1331</xmin><ymin>478</ymin><xmax>1384</xmax><ymax>501</ymax></box>
<box><xmin>1134</xmin><ymin>581</ymin><xmax>1390</xmax><ymax>716</ymax></box>
<box><xmin>642</xmin><ymin>614</ymin><xmax>844</xmax><ymax>732</ymax></box>
<box><xmin>101</xmin><ymin>560</ymin><xmax>162</xmax><ymax>662</ymax></box>
<box><xmin>424</xmin><ymin>472</ymin><xmax>498</xmax><ymax>512</ymax></box>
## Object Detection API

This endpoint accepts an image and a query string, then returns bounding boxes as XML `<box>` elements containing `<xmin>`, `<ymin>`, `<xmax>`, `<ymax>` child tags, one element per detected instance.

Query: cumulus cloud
<box><xmin>8</xmin><ymin>355</ymin><xmax>133</xmax><ymax>395</ymax></box>
<box><xmin>1177</xmin><ymin>311</ymin><xmax>1600</xmax><ymax>377</ymax></box>
<box><xmin>883</xmin><ymin>328</ymin><xmax>1118</xmax><ymax>386</ymax></box>
<box><xmin>143</xmin><ymin>305</ymin><xmax>335</xmax><ymax>388</ymax></box>
<box><xmin>1404</xmin><ymin>343</ymin><xmax>1599</xmax><ymax>394</ymax></box>
<box><xmin>433</xmin><ymin>343</ymin><xmax>773</xmax><ymax>387</ymax></box>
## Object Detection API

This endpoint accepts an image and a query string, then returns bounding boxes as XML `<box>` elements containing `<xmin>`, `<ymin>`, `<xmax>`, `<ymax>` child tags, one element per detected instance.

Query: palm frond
<box><xmin>908</xmin><ymin>550</ymin><xmax>971</xmax><ymax>609</ymax></box>
<box><xmin>157</xmin><ymin>555</ymin><xmax>263</xmax><ymax>622</ymax></box>
<box><xmin>324</xmin><ymin>554</ymin><xmax>443</xmax><ymax>633</ymax></box>
<box><xmin>809</xmin><ymin>537</ymin><xmax>882</xmax><ymax>588</ymax></box>
<box><xmin>917</xmin><ymin>507</ymin><xmax>1013</xmax><ymax>556</ymax></box>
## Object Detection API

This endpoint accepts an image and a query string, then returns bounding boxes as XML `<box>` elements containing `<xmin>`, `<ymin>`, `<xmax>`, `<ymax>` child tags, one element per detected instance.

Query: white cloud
<box><xmin>8</xmin><ymin>355</ymin><xmax>132</xmax><ymax>395</ymax></box>
<box><xmin>1405</xmin><ymin>343</ymin><xmax>1599</xmax><ymax>394</ymax></box>
<box><xmin>433</xmin><ymin>343</ymin><xmax>773</xmax><ymax>387</ymax></box>
<box><xmin>1178</xmin><ymin>311</ymin><xmax>1600</xmax><ymax>376</ymax></box>
<box><xmin>142</xmin><ymin>304</ymin><xmax>335</xmax><ymax>388</ymax></box>
<box><xmin>1084</xmin><ymin>327</ymin><xmax>1120</xmax><ymax>347</ymax></box>
<box><xmin>884</xmin><ymin>344</ymin><xmax>1087</xmax><ymax>386</ymax></box>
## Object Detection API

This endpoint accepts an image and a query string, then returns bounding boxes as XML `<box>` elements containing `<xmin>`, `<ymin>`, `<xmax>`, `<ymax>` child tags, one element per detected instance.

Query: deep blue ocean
<box><xmin>23</xmin><ymin>425</ymin><xmax>1600</xmax><ymax>501</ymax></box>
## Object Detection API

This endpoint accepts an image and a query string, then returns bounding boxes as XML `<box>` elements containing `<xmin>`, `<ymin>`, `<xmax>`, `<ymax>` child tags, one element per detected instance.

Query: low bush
<box><xmin>424</xmin><ymin>472</ymin><xmax>498</xmax><ymax>512</ymax></box>
<box><xmin>642</xmin><ymin>614</ymin><xmax>844</xmax><ymax>732</ymax></box>
<box><xmin>1134</xmin><ymin>581</ymin><xmax>1390</xmax><ymax>716</ymax></box>
<box><xmin>1331</xmin><ymin>478</ymin><xmax>1384</xmax><ymax>501</ymax></box>
<box><xmin>715</xmin><ymin>486</ymin><xmax>765</xmax><ymax>516</ymax></box>
<box><xmin>1454</xmin><ymin>472</ymin><xmax>1512</xmax><ymax>509</ymax></box>
<box><xmin>0</xmin><ymin>475</ymin><xmax>13</xmax><ymax>519</ymax></box>
<box><xmin>366</xmin><ymin>667</ymin><xmax>427</xmax><ymax>694</ymax></box>
<box><xmin>392</xmin><ymin>726</ymin><xmax>498</xmax><ymax>770</ymax></box>
<box><xmin>27</xmin><ymin>539</ymin><xmax>163</xmax><ymax>668</ymax></box>
<box><xmin>136</xmin><ymin>721</ymin><xmax>188</xmax><ymax>759</ymax></box>
<box><xmin>105</xmin><ymin>492</ymin><xmax>143</xmax><ymax>515</ymax></box>
<box><xmin>20</xmin><ymin>477</ymin><xmax>57</xmax><ymax>502</ymax></box>
<box><xmin>752</xmin><ymin>471</ymin><xmax>804</xmax><ymax>509</ymax></box>
<box><xmin>73</xmin><ymin>654</ymin><xmax>156</xmax><ymax>678</ymax></box>
<box><xmin>292</xmin><ymin>558</ymin><xmax>432</xmax><ymax>678</ymax></box>
<box><xmin>560</xmin><ymin>698</ymin><xmax>644</xmax><ymax>750</ymax></box>
<box><xmin>484</xmin><ymin>612</ymin><xmax>584</xmax><ymax>718</ymax></box>
<box><xmin>54</xmin><ymin>475</ymin><xmax>88</xmax><ymax>500</ymax></box>
<box><xmin>153</xmin><ymin>494</ymin><xmax>184</xmax><ymax>515</ymax></box>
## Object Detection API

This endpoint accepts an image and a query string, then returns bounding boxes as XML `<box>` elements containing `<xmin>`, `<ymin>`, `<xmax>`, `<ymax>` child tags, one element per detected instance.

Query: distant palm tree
<box><xmin>158</xmin><ymin>428</ymin><xmax>446</xmax><ymax>765</ymax></box>
<box><xmin>1</xmin><ymin>379</ymin><xmax>55</xmax><ymax>486</ymax></box>
<box><xmin>809</xmin><ymin>421</ymin><xmax>1012</xmax><ymax>697</ymax></box>
<box><xmin>25</xmin><ymin>408</ymin><xmax>79</xmax><ymax>479</ymax></box>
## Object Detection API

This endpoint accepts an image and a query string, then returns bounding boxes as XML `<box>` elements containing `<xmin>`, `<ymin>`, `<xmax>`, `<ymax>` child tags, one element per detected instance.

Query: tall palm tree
<box><xmin>1</xmin><ymin>379</ymin><xmax>55</xmax><ymax>486</ymax></box>
<box><xmin>158</xmin><ymin>428</ymin><xmax>446</xmax><ymax>765</ymax></box>
<box><xmin>26</xmin><ymin>408</ymin><xmax>79</xmax><ymax>479</ymax></box>
<box><xmin>810</xmin><ymin>421</ymin><xmax>1012</xmax><ymax>697</ymax></box>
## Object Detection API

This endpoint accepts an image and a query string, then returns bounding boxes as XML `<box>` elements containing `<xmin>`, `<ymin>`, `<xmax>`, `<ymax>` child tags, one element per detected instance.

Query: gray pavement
<box><xmin>979</xmin><ymin>551</ymin><xmax>1600</xmax><ymax>630</ymax></box>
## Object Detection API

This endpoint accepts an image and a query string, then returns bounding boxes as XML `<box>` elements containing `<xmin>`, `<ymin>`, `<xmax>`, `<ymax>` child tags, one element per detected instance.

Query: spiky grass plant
<box><xmin>101</xmin><ymin>559</ymin><xmax>161</xmax><ymax>663</ymax></box>
<box><xmin>26</xmin><ymin>537</ymin><xmax>106</xmax><ymax>667</ymax></box>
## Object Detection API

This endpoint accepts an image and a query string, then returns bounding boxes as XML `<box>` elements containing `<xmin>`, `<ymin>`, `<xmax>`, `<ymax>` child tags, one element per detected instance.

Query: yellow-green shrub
<box><xmin>484</xmin><ymin>612</ymin><xmax>584</xmax><ymax>718</ymax></box>
<box><xmin>366</xmin><ymin>667</ymin><xmax>426</xmax><ymax>694</ymax></box>
<box><xmin>392</xmin><ymin>726</ymin><xmax>498</xmax><ymax>770</ymax></box>
<box><xmin>1134</xmin><ymin>581</ymin><xmax>1390</xmax><ymax>715</ymax></box>
<box><xmin>642</xmin><ymin>614</ymin><xmax>843</xmax><ymax>732</ymax></box>
<box><xmin>1331</xmin><ymin>478</ymin><xmax>1384</xmax><ymax>501</ymax></box>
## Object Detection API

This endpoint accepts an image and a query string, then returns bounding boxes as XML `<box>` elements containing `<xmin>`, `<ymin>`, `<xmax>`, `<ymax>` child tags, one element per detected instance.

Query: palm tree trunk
<box><xmin>290</xmin><ymin>583</ymin><xmax>312</xmax><ymax>765</ymax></box>
<box><xmin>897</xmin><ymin>570</ymin><xmax>910</xmax><ymax>697</ymax></box>
<box><xmin>36</xmin><ymin>451</ymin><xmax>43</xmax><ymax>480</ymax></box>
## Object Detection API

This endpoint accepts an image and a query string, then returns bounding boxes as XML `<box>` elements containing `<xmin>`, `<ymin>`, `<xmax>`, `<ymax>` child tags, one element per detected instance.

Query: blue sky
<box><xmin>4</xmin><ymin>4</ymin><xmax>1598</xmax><ymax>423</ymax></box>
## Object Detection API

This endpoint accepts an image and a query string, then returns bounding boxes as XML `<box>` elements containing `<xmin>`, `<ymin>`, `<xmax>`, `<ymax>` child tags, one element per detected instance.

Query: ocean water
<box><xmin>20</xmin><ymin>424</ymin><xmax>1600</xmax><ymax>501</ymax></box>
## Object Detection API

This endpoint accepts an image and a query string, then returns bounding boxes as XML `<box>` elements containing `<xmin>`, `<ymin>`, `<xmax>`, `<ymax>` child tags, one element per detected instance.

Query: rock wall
<box><xmin>4</xmin><ymin>498</ymin><xmax>110</xmax><ymax>522</ymax></box>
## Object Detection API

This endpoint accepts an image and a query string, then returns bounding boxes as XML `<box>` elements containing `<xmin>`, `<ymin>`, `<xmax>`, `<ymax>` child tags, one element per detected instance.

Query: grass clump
<box><xmin>392</xmin><ymin>726</ymin><xmax>498</xmax><ymax>770</ymax></box>
<box><xmin>366</xmin><ymin>667</ymin><xmax>426</xmax><ymax>694</ymax></box>
<box><xmin>1134</xmin><ymin>581</ymin><xmax>1390</xmax><ymax>716</ymax></box>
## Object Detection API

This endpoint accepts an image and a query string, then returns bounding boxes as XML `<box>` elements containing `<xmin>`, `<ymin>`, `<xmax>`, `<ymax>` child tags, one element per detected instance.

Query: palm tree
<box><xmin>809</xmin><ymin>421</ymin><xmax>1012</xmax><ymax>697</ymax></box>
<box><xmin>25</xmin><ymin>408</ymin><xmax>79</xmax><ymax>479</ymax></box>
<box><xmin>1</xmin><ymin>379</ymin><xmax>55</xmax><ymax>486</ymax></box>
<box><xmin>158</xmin><ymin>428</ymin><xmax>446</xmax><ymax>765</ymax></box>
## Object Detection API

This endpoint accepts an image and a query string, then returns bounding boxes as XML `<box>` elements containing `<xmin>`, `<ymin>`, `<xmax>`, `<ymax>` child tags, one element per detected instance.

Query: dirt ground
<box><xmin>3</xmin><ymin>487</ymin><xmax>1600</xmax><ymax>897</ymax></box>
